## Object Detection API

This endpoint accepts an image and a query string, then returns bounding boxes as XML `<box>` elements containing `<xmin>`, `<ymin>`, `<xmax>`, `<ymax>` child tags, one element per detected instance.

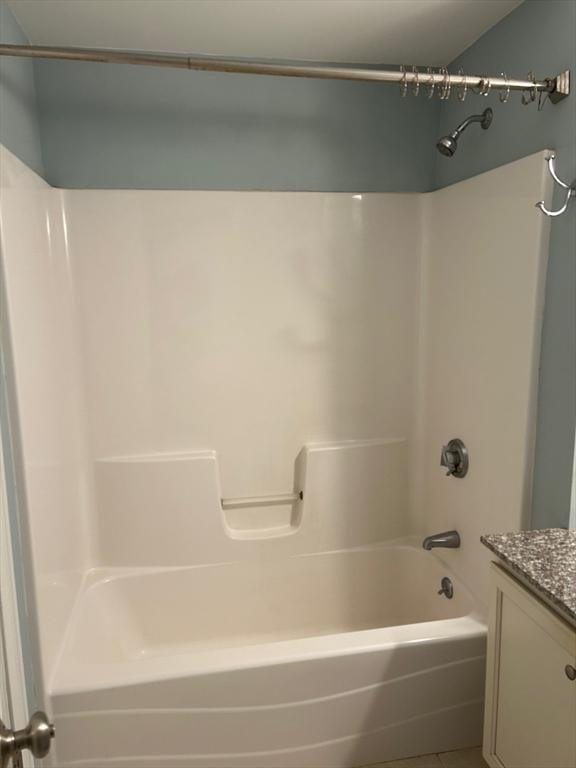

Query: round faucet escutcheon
<box><xmin>438</xmin><ymin>577</ymin><xmax>454</xmax><ymax>599</ymax></box>
<box><xmin>440</xmin><ymin>438</ymin><xmax>469</xmax><ymax>478</ymax></box>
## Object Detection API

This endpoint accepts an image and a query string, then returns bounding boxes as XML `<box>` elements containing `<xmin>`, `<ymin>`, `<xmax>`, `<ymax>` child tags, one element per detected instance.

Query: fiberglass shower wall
<box><xmin>0</xmin><ymin>144</ymin><xmax>552</xmax><ymax>692</ymax></box>
<box><xmin>63</xmin><ymin>189</ymin><xmax>422</xmax><ymax>562</ymax></box>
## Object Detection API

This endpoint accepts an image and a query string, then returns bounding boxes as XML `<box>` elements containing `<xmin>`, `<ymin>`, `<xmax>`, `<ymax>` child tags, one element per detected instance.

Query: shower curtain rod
<box><xmin>0</xmin><ymin>43</ymin><xmax>570</xmax><ymax>103</ymax></box>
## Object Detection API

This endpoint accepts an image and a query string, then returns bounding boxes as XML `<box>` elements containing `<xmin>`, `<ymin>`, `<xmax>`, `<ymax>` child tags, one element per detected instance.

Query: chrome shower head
<box><xmin>436</xmin><ymin>134</ymin><xmax>458</xmax><ymax>157</ymax></box>
<box><xmin>436</xmin><ymin>108</ymin><xmax>493</xmax><ymax>157</ymax></box>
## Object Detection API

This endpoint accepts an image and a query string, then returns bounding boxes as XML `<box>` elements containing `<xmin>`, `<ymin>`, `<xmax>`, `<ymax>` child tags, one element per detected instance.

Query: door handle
<box><xmin>0</xmin><ymin>711</ymin><xmax>54</xmax><ymax>768</ymax></box>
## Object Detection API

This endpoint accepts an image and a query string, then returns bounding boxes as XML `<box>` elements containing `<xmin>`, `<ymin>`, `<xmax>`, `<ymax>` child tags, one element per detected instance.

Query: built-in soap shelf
<box><xmin>222</xmin><ymin>491</ymin><xmax>304</xmax><ymax>539</ymax></box>
<box><xmin>220</xmin><ymin>491</ymin><xmax>303</xmax><ymax>510</ymax></box>
<box><xmin>94</xmin><ymin>438</ymin><xmax>408</xmax><ymax>566</ymax></box>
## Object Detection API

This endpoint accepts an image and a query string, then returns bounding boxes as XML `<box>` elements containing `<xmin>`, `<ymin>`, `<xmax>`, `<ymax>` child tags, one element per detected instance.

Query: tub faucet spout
<box><xmin>422</xmin><ymin>530</ymin><xmax>461</xmax><ymax>550</ymax></box>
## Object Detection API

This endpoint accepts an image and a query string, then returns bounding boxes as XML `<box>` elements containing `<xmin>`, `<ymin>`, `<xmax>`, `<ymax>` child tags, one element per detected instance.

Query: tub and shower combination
<box><xmin>0</xmin><ymin>143</ymin><xmax>551</xmax><ymax>765</ymax></box>
<box><xmin>52</xmin><ymin>544</ymin><xmax>486</xmax><ymax>767</ymax></box>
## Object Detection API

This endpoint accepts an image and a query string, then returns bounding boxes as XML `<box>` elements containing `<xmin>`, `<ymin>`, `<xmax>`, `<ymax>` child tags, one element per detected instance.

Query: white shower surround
<box><xmin>0</xmin><ymin>145</ymin><xmax>551</xmax><ymax>766</ymax></box>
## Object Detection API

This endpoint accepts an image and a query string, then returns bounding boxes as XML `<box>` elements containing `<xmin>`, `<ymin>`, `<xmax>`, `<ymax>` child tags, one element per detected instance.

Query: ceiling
<box><xmin>7</xmin><ymin>0</ymin><xmax>522</xmax><ymax>66</ymax></box>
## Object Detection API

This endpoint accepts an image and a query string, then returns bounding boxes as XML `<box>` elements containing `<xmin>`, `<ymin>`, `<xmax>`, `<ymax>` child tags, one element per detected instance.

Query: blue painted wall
<box><xmin>0</xmin><ymin>1</ymin><xmax>43</xmax><ymax>174</ymax></box>
<box><xmin>34</xmin><ymin>59</ymin><xmax>437</xmax><ymax>191</ymax></box>
<box><xmin>436</xmin><ymin>0</ymin><xmax>576</xmax><ymax>530</ymax></box>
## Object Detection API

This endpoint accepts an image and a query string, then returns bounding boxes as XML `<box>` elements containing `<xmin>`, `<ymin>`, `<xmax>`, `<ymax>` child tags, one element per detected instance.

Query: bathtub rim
<box><xmin>50</xmin><ymin>540</ymin><xmax>487</xmax><ymax>697</ymax></box>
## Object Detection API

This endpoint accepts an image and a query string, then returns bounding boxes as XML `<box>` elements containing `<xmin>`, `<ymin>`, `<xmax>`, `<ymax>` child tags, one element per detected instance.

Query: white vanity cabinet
<box><xmin>483</xmin><ymin>563</ymin><xmax>576</xmax><ymax>768</ymax></box>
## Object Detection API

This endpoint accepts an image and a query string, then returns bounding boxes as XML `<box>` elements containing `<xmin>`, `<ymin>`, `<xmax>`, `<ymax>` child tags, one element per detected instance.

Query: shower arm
<box><xmin>452</xmin><ymin>112</ymin><xmax>489</xmax><ymax>135</ymax></box>
<box><xmin>0</xmin><ymin>43</ymin><xmax>570</xmax><ymax>103</ymax></box>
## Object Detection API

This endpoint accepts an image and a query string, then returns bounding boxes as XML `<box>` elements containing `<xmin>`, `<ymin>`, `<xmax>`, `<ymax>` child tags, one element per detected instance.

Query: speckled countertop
<box><xmin>481</xmin><ymin>529</ymin><xmax>576</xmax><ymax>626</ymax></box>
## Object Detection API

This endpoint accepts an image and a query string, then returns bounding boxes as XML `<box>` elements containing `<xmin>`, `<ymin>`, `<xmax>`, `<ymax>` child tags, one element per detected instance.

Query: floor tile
<box><xmin>368</xmin><ymin>754</ymin><xmax>443</xmax><ymax>767</ymax></box>
<box><xmin>438</xmin><ymin>747</ymin><xmax>489</xmax><ymax>768</ymax></box>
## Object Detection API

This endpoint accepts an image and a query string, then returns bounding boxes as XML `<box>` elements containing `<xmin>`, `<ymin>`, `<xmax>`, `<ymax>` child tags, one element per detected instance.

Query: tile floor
<box><xmin>365</xmin><ymin>746</ymin><xmax>489</xmax><ymax>767</ymax></box>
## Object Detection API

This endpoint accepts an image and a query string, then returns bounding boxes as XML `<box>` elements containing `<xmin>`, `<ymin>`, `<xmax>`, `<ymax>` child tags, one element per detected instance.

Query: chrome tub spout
<box><xmin>422</xmin><ymin>530</ymin><xmax>461</xmax><ymax>550</ymax></box>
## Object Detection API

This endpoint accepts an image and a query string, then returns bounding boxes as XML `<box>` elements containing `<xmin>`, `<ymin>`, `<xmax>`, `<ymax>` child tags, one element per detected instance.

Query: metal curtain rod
<box><xmin>0</xmin><ymin>43</ymin><xmax>570</xmax><ymax>103</ymax></box>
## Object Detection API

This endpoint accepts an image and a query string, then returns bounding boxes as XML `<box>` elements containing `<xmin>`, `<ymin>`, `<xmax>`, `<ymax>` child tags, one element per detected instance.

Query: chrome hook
<box><xmin>545</xmin><ymin>153</ymin><xmax>572</xmax><ymax>189</ymax></box>
<box><xmin>536</xmin><ymin>188</ymin><xmax>575</xmax><ymax>217</ymax></box>
<box><xmin>535</xmin><ymin>153</ymin><xmax>575</xmax><ymax>217</ymax></box>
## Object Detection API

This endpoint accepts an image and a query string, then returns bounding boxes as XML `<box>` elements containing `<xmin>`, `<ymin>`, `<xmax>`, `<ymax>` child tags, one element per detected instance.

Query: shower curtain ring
<box><xmin>472</xmin><ymin>76</ymin><xmax>490</xmax><ymax>96</ymax></box>
<box><xmin>521</xmin><ymin>72</ymin><xmax>537</xmax><ymax>105</ymax></box>
<box><xmin>445</xmin><ymin>70</ymin><xmax>452</xmax><ymax>100</ymax></box>
<box><xmin>412</xmin><ymin>65</ymin><xmax>420</xmax><ymax>96</ymax></box>
<box><xmin>499</xmin><ymin>72</ymin><xmax>510</xmax><ymax>103</ymax></box>
<box><xmin>457</xmin><ymin>68</ymin><xmax>467</xmax><ymax>101</ymax></box>
<box><xmin>426</xmin><ymin>67</ymin><xmax>435</xmax><ymax>99</ymax></box>
<box><xmin>399</xmin><ymin>65</ymin><xmax>408</xmax><ymax>98</ymax></box>
<box><xmin>439</xmin><ymin>67</ymin><xmax>451</xmax><ymax>100</ymax></box>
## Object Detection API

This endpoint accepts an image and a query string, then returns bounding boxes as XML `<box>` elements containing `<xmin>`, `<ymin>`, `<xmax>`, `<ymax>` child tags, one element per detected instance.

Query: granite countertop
<box><xmin>481</xmin><ymin>528</ymin><xmax>576</xmax><ymax>626</ymax></box>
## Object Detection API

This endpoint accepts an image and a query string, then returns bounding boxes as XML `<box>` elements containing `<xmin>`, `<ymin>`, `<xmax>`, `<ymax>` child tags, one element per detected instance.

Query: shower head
<box><xmin>436</xmin><ymin>134</ymin><xmax>458</xmax><ymax>157</ymax></box>
<box><xmin>436</xmin><ymin>108</ymin><xmax>493</xmax><ymax>157</ymax></box>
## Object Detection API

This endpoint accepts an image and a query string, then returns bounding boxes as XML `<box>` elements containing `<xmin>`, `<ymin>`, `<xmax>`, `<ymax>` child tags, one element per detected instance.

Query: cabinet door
<box><xmin>484</xmin><ymin>564</ymin><xmax>576</xmax><ymax>768</ymax></box>
<box><xmin>496</xmin><ymin>592</ymin><xmax>576</xmax><ymax>767</ymax></box>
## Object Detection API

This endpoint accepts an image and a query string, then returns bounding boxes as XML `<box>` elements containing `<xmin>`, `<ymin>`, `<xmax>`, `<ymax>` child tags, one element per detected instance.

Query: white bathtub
<box><xmin>51</xmin><ymin>543</ymin><xmax>486</xmax><ymax>767</ymax></box>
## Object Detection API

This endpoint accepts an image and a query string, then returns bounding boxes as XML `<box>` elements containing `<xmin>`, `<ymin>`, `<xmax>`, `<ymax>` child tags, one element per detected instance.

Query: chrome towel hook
<box><xmin>536</xmin><ymin>153</ymin><xmax>575</xmax><ymax>217</ymax></box>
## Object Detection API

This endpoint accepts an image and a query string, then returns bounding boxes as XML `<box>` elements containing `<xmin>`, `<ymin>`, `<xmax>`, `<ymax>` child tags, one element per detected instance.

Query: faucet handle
<box><xmin>441</xmin><ymin>445</ymin><xmax>457</xmax><ymax>476</ymax></box>
<box><xmin>440</xmin><ymin>438</ymin><xmax>469</xmax><ymax>478</ymax></box>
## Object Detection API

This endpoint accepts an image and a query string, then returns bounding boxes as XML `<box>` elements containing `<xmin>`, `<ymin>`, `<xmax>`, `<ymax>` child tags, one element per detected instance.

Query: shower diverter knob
<box><xmin>440</xmin><ymin>438</ymin><xmax>469</xmax><ymax>478</ymax></box>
